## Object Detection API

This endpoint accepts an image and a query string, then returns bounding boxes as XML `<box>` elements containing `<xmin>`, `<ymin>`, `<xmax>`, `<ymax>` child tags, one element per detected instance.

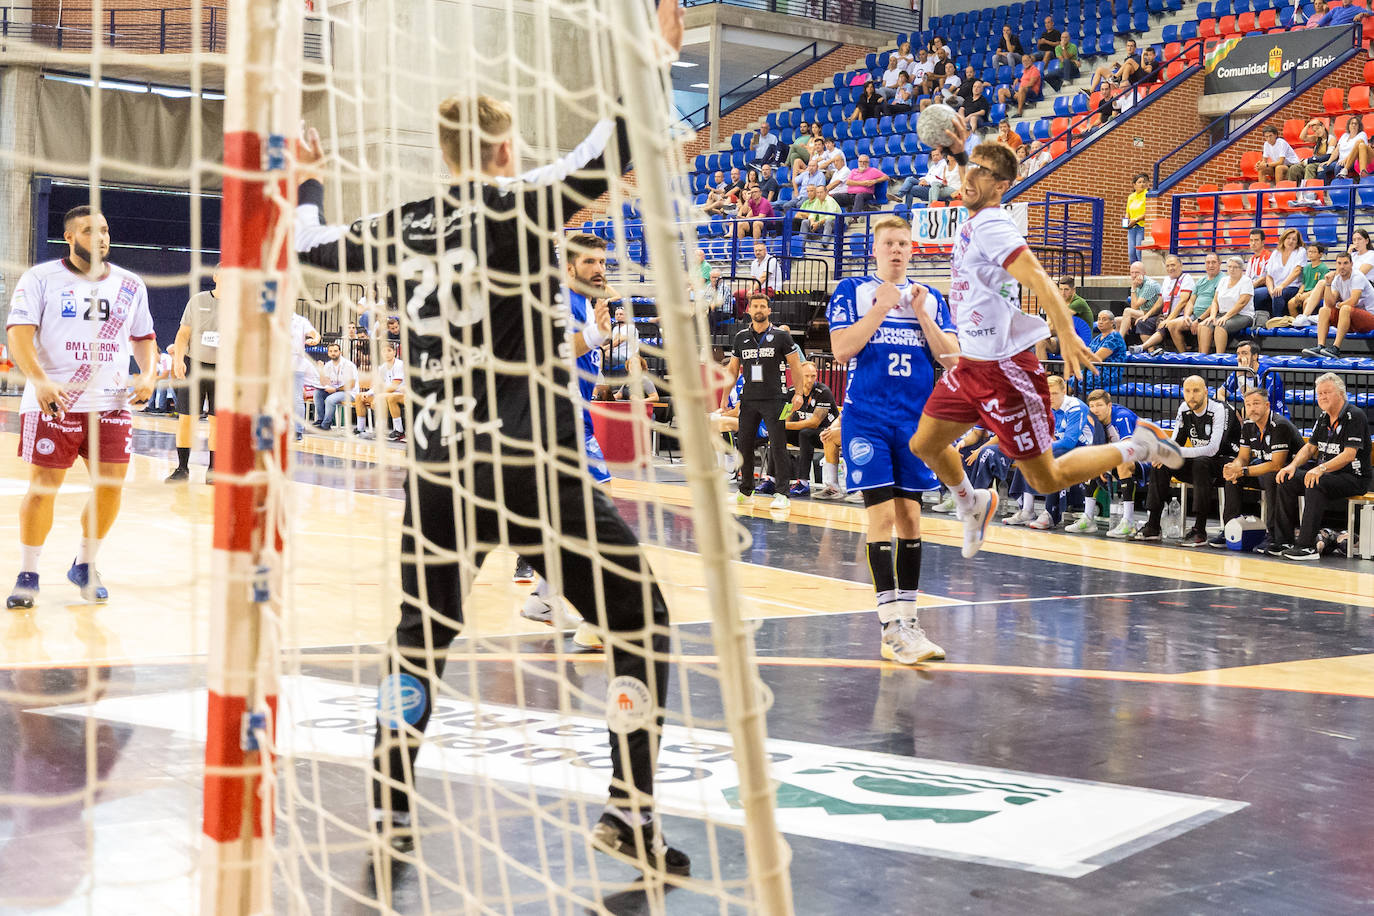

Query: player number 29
<box><xmin>887</xmin><ymin>353</ymin><xmax>912</xmax><ymax>377</ymax></box>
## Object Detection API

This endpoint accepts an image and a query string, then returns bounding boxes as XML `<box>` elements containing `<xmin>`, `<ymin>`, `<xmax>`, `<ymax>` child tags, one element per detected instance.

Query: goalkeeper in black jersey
<box><xmin>293</xmin><ymin>3</ymin><xmax>688</xmax><ymax>876</ymax></box>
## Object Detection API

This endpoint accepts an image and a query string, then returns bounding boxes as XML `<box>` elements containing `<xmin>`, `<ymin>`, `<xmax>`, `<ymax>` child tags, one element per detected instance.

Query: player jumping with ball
<box><xmin>909</xmin><ymin>122</ymin><xmax>1183</xmax><ymax>558</ymax></box>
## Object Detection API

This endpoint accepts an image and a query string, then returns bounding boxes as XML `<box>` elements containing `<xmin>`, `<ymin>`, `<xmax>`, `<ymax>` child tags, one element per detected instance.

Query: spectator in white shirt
<box><xmin>895</xmin><ymin>146</ymin><xmax>958</xmax><ymax>205</ymax></box>
<box><xmin>290</xmin><ymin>311</ymin><xmax>320</xmax><ymax>438</ymax></box>
<box><xmin>1337</xmin><ymin>114</ymin><xmax>1373</xmax><ymax>178</ymax></box>
<box><xmin>1350</xmin><ymin>227</ymin><xmax>1374</xmax><ymax>276</ymax></box>
<box><xmin>893</xmin><ymin>40</ymin><xmax>915</xmax><ymax>70</ymax></box>
<box><xmin>750</xmin><ymin>240</ymin><xmax>782</xmax><ymax>292</ymax></box>
<box><xmin>1258</xmin><ymin>227</ymin><xmax>1308</xmax><ymax>318</ymax></box>
<box><xmin>908</xmin><ymin>48</ymin><xmax>934</xmax><ymax>85</ymax></box>
<box><xmin>1244</xmin><ymin>228</ymin><xmax>1273</xmax><ymax>287</ymax></box>
<box><xmin>313</xmin><ymin>340</ymin><xmax>358</xmax><ymax>431</ymax></box>
<box><xmin>354</xmin><ymin>340</ymin><xmax>406</xmax><ymax>441</ymax></box>
<box><xmin>1302</xmin><ymin>249</ymin><xmax>1374</xmax><ymax>358</ymax></box>
<box><xmin>878</xmin><ymin>57</ymin><xmax>905</xmax><ymax>100</ymax></box>
<box><xmin>1198</xmin><ymin>257</ymin><xmax>1255</xmax><ymax>354</ymax></box>
<box><xmin>814</xmin><ymin>137</ymin><xmax>846</xmax><ymax>177</ymax></box>
<box><xmin>751</xmin><ymin>122</ymin><xmax>782</xmax><ymax>167</ymax></box>
<box><xmin>1135</xmin><ymin>254</ymin><xmax>1196</xmax><ymax>354</ymax></box>
<box><xmin>1258</xmin><ymin>124</ymin><xmax>1299</xmax><ymax>183</ymax></box>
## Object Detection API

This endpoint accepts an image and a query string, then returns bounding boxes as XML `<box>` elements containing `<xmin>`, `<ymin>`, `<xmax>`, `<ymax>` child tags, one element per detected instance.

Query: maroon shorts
<box><xmin>1322</xmin><ymin>305</ymin><xmax>1374</xmax><ymax>333</ymax></box>
<box><xmin>922</xmin><ymin>350</ymin><xmax>1056</xmax><ymax>461</ymax></box>
<box><xmin>18</xmin><ymin>410</ymin><xmax>133</xmax><ymax>469</ymax></box>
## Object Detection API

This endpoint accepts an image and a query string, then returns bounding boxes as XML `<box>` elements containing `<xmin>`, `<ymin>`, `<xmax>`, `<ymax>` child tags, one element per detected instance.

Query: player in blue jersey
<box><xmin>1086</xmin><ymin>389</ymin><xmax>1143</xmax><ymax>539</ymax></box>
<box><xmin>514</xmin><ymin>232</ymin><xmax>616</xmax><ymax>643</ymax></box>
<box><xmin>827</xmin><ymin>215</ymin><xmax>960</xmax><ymax>664</ymax></box>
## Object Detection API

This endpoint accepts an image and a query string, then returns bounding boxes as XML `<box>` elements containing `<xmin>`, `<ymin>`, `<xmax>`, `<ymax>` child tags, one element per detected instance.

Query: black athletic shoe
<box><xmin>1266</xmin><ymin>542</ymin><xmax>1292</xmax><ymax>557</ymax></box>
<box><xmin>1281</xmin><ymin>545</ymin><xmax>1320</xmax><ymax>561</ymax></box>
<box><xmin>387</xmin><ymin>430</ymin><xmax>405</xmax><ymax>443</ymax></box>
<box><xmin>1177</xmin><ymin>529</ymin><xmax>1207</xmax><ymax>548</ymax></box>
<box><xmin>1132</xmin><ymin>525</ymin><xmax>1162</xmax><ymax>541</ymax></box>
<box><xmin>590</xmin><ymin>811</ymin><xmax>691</xmax><ymax>877</ymax></box>
<box><xmin>1207</xmin><ymin>532</ymin><xmax>1229</xmax><ymax>549</ymax></box>
<box><xmin>512</xmin><ymin>559</ymin><xmax>536</xmax><ymax>585</ymax></box>
<box><xmin>165</xmin><ymin>466</ymin><xmax>190</xmax><ymax>483</ymax></box>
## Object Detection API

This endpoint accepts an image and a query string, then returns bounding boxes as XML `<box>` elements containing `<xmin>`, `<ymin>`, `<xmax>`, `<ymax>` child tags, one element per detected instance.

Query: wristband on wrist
<box><xmin>582</xmin><ymin>324</ymin><xmax>608</xmax><ymax>349</ymax></box>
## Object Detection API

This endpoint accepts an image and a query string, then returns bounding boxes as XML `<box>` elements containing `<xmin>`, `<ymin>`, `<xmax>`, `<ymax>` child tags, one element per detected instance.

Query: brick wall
<box><xmin>569</xmin><ymin>42</ymin><xmax>875</xmax><ymax>225</ymax></box>
<box><xmin>28</xmin><ymin>1</ymin><xmax>226</xmax><ymax>52</ymax></box>
<box><xmin>1023</xmin><ymin>56</ymin><xmax>1368</xmax><ymax>275</ymax></box>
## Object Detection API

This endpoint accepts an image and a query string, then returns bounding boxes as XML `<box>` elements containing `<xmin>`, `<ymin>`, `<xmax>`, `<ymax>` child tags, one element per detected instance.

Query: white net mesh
<box><xmin>0</xmin><ymin>0</ymin><xmax>791</xmax><ymax>913</ymax></box>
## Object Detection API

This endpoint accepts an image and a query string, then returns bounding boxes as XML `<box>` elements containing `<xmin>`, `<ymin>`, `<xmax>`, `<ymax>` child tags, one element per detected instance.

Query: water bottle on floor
<box><xmin>1163</xmin><ymin>496</ymin><xmax>1184</xmax><ymax>540</ymax></box>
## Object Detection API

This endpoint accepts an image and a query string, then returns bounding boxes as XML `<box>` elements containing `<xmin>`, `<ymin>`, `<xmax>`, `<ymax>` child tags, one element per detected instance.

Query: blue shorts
<box><xmin>842</xmin><ymin>411</ymin><xmax>938</xmax><ymax>495</ymax></box>
<box><xmin>585</xmin><ymin>432</ymin><xmax>612</xmax><ymax>484</ymax></box>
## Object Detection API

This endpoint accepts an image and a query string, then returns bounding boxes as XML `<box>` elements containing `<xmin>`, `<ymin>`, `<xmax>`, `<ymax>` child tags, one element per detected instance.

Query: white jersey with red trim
<box><xmin>5</xmin><ymin>259</ymin><xmax>155</xmax><ymax>414</ymax></box>
<box><xmin>948</xmin><ymin>206</ymin><xmax>1050</xmax><ymax>361</ymax></box>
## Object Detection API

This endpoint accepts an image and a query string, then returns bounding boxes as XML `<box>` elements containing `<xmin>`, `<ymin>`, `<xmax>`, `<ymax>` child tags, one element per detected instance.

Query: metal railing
<box><xmin>1166</xmin><ymin>182</ymin><xmax>1368</xmax><ymax>263</ymax></box>
<box><xmin>683</xmin><ymin>0</ymin><xmax>923</xmax><ymax>33</ymax></box>
<box><xmin>681</xmin><ymin>41</ymin><xmax>838</xmax><ymax>129</ymax></box>
<box><xmin>1008</xmin><ymin>38</ymin><xmax>1206</xmax><ymax>202</ymax></box>
<box><xmin>1152</xmin><ymin>24</ymin><xmax>1362</xmax><ymax>193</ymax></box>
<box><xmin>0</xmin><ymin>5</ymin><xmax>327</xmax><ymax>58</ymax></box>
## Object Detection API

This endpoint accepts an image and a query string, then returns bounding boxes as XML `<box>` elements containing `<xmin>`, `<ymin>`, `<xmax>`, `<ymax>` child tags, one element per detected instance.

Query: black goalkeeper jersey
<box><xmin>295</xmin><ymin>119</ymin><xmax>632</xmax><ymax>459</ymax></box>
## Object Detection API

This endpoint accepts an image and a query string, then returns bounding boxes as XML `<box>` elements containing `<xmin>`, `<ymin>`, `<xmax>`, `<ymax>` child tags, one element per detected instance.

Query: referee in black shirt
<box><xmin>1274</xmin><ymin>372</ymin><xmax>1372</xmax><ymax>559</ymax></box>
<box><xmin>719</xmin><ymin>292</ymin><xmax>803</xmax><ymax>508</ymax></box>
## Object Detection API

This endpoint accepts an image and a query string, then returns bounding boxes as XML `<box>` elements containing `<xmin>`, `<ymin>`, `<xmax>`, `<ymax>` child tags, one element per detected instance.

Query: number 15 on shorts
<box><xmin>888</xmin><ymin>353</ymin><xmax>912</xmax><ymax>377</ymax></box>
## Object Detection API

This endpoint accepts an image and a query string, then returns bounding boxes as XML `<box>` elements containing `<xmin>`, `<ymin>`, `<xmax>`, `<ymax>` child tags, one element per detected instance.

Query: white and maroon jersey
<box><xmin>5</xmin><ymin>259</ymin><xmax>154</xmax><ymax>414</ymax></box>
<box><xmin>948</xmin><ymin>207</ymin><xmax>1050</xmax><ymax>361</ymax></box>
<box><xmin>380</xmin><ymin>356</ymin><xmax>405</xmax><ymax>390</ymax></box>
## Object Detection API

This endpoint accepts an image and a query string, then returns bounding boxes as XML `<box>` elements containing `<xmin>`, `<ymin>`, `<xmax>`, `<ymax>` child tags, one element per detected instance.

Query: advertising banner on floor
<box><xmin>1203</xmin><ymin>25</ymin><xmax>1353</xmax><ymax>94</ymax></box>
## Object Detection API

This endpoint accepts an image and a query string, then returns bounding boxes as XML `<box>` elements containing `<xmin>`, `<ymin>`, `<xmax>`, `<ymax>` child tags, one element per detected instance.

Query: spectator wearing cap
<box><xmin>1272</xmin><ymin>372</ymin><xmax>1372</xmax><ymax>559</ymax></box>
<box><xmin>1216</xmin><ymin>387</ymin><xmax>1303</xmax><ymax>548</ymax></box>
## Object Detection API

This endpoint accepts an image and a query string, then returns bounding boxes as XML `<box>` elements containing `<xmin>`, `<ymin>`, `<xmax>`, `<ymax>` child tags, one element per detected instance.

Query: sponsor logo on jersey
<box><xmin>61</xmin><ymin>292</ymin><xmax>77</xmax><ymax>317</ymax></box>
<box><xmin>376</xmin><ymin>672</ymin><xmax>427</xmax><ymax>728</ymax></box>
<box><xmin>848</xmin><ymin>437</ymin><xmax>874</xmax><ymax>466</ymax></box>
<box><xmin>35</xmin><ymin>438</ymin><xmax>55</xmax><ymax>456</ymax></box>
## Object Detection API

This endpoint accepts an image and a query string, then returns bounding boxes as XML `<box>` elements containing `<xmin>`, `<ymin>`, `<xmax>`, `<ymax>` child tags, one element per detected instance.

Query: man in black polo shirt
<box><xmin>1216</xmin><ymin>387</ymin><xmax>1303</xmax><ymax>549</ymax></box>
<box><xmin>1274</xmin><ymin>372</ymin><xmax>1372</xmax><ymax>559</ymax></box>
<box><xmin>782</xmin><ymin>360</ymin><xmax>839</xmax><ymax>498</ymax></box>
<box><xmin>1138</xmin><ymin>375</ymin><xmax>1240</xmax><ymax>545</ymax></box>
<box><xmin>719</xmin><ymin>292</ymin><xmax>804</xmax><ymax>510</ymax></box>
<box><xmin>1036</xmin><ymin>15</ymin><xmax>1061</xmax><ymax>66</ymax></box>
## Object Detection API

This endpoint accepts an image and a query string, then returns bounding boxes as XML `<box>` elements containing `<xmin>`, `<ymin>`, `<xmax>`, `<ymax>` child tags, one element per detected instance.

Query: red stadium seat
<box><xmin>1363</xmin><ymin>113</ymin><xmax>1374</xmax><ymax>134</ymax></box>
<box><xmin>1301</xmin><ymin>178</ymin><xmax>1327</xmax><ymax>206</ymax></box>
<box><xmin>1185</xmin><ymin>42</ymin><xmax>1202</xmax><ymax>65</ymax></box>
<box><xmin>1165</xmin><ymin>41</ymin><xmax>1182</xmax><ymax>60</ymax></box>
<box><xmin>1050</xmin><ymin>138</ymin><xmax>1068</xmax><ymax>158</ymax></box>
<box><xmin>1051</xmin><ymin>116</ymin><xmax>1071</xmax><ymax>138</ymax></box>
<box><xmin>1196</xmin><ymin>183</ymin><xmax>1219</xmax><ymax>215</ymax></box>
<box><xmin>1224</xmin><ymin>218</ymin><xmax>1254</xmax><ymax>247</ymax></box>
<box><xmin>1271</xmin><ymin>181</ymin><xmax>1300</xmax><ymax>213</ymax></box>
<box><xmin>1138</xmin><ymin>218</ymin><xmax>1172</xmax><ymax>250</ymax></box>
<box><xmin>1217</xmin><ymin>14</ymin><xmax>1237</xmax><ymax>34</ymax></box>
<box><xmin>1351</xmin><ymin>86</ymin><xmax>1373</xmax><ymax>114</ymax></box>
<box><xmin>1237</xmin><ymin>149</ymin><xmax>1261</xmax><ymax>181</ymax></box>
<box><xmin>1363</xmin><ymin>59</ymin><xmax>1374</xmax><ymax>84</ymax></box>
<box><xmin>1198</xmin><ymin>18</ymin><xmax>1218</xmax><ymax>38</ymax></box>
<box><xmin>1324</xmin><ymin>87</ymin><xmax>1347</xmax><ymax>116</ymax></box>
<box><xmin>1221</xmin><ymin>182</ymin><xmax>1251</xmax><ymax>213</ymax></box>
<box><xmin>1283</xmin><ymin>118</ymin><xmax>1305</xmax><ymax>146</ymax></box>
<box><xmin>1236</xmin><ymin>12</ymin><xmax>1257</xmax><ymax>33</ymax></box>
<box><xmin>1257</xmin><ymin>9</ymin><xmax>1278</xmax><ymax>29</ymax></box>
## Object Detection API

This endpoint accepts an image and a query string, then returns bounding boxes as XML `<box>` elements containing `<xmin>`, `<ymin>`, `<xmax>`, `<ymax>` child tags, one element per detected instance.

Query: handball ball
<box><xmin>917</xmin><ymin>104</ymin><xmax>960</xmax><ymax>150</ymax></box>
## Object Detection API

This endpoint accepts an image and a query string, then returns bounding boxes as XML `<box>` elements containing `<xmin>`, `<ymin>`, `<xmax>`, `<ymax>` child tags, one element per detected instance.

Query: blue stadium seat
<box><xmin>1016</xmin><ymin>121</ymin><xmax>1034</xmax><ymax>143</ymax></box>
<box><xmin>1233</xmin><ymin>0</ymin><xmax>1250</xmax><ymax>12</ymax></box>
<box><xmin>1081</xmin><ymin>34</ymin><xmax>1098</xmax><ymax>56</ymax></box>
<box><xmin>1181</xmin><ymin>20</ymin><xmax>1198</xmax><ymax>39</ymax></box>
<box><xmin>878</xmin><ymin>115</ymin><xmax>893</xmax><ymax>134</ymax></box>
<box><xmin>1312</xmin><ymin>212</ymin><xmax>1340</xmax><ymax>246</ymax></box>
<box><xmin>1054</xmin><ymin>96</ymin><xmax>1074</xmax><ymax>116</ymax></box>
<box><xmin>1072</xmin><ymin>93</ymin><xmax>1089</xmax><ymax>114</ymax></box>
<box><xmin>1328</xmin><ymin>176</ymin><xmax>1354</xmax><ymax>209</ymax></box>
<box><xmin>902</xmin><ymin>134</ymin><xmax>922</xmax><ymax>153</ymax></box>
<box><xmin>892</xmin><ymin>113</ymin><xmax>909</xmax><ymax>133</ymax></box>
<box><xmin>842</xmin><ymin>139</ymin><xmax>857</xmax><ymax>161</ymax></box>
<box><xmin>1358</xmin><ymin>175</ymin><xmax>1374</xmax><ymax>209</ymax></box>
<box><xmin>863</xmin><ymin>118</ymin><xmax>880</xmax><ymax>137</ymax></box>
<box><xmin>1161</xmin><ymin>24</ymin><xmax>1178</xmax><ymax>42</ymax></box>
<box><xmin>1279</xmin><ymin>6</ymin><xmax>1295</xmax><ymax>26</ymax></box>
<box><xmin>1214</xmin><ymin>0</ymin><xmax>1232</xmax><ymax>15</ymax></box>
<box><xmin>856</xmin><ymin>137</ymin><xmax>873</xmax><ymax>157</ymax></box>
<box><xmin>1197</xmin><ymin>0</ymin><xmax>1213</xmax><ymax>16</ymax></box>
<box><xmin>1034</xmin><ymin>119</ymin><xmax>1052</xmax><ymax>140</ymax></box>
<box><xmin>1283</xmin><ymin>213</ymin><xmax>1310</xmax><ymax>237</ymax></box>
<box><xmin>1099</xmin><ymin>34</ymin><xmax>1115</xmax><ymax>53</ymax></box>
<box><xmin>990</xmin><ymin>103</ymin><xmax>1008</xmax><ymax>124</ymax></box>
<box><xmin>880</xmin><ymin>156</ymin><xmax>896</xmax><ymax>176</ymax></box>
<box><xmin>1133</xmin><ymin>11</ymin><xmax>1149</xmax><ymax>30</ymax></box>
<box><xmin>895</xmin><ymin>155</ymin><xmax>913</xmax><ymax>177</ymax></box>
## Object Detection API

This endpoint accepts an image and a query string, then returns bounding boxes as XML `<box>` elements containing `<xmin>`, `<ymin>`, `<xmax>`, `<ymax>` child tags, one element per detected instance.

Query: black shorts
<box><xmin>173</xmin><ymin>362</ymin><xmax>217</xmax><ymax>415</ymax></box>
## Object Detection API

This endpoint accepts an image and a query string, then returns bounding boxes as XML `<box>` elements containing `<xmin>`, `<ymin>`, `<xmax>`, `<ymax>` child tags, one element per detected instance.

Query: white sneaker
<box><xmin>520</xmin><ymin>593</ymin><xmax>584</xmax><ymax>630</ymax></box>
<box><xmin>844</xmin><ymin>490</ymin><xmax>865</xmax><ymax>504</ymax></box>
<box><xmin>1129</xmin><ymin>420</ymin><xmax>1184</xmax><ymax>470</ymax></box>
<box><xmin>572</xmin><ymin>622</ymin><xmax>604</xmax><ymax>650</ymax></box>
<box><xmin>769</xmin><ymin>493</ymin><xmax>791</xmax><ymax>510</ymax></box>
<box><xmin>1105</xmin><ymin>518</ymin><xmax>1137</xmax><ymax>539</ymax></box>
<box><xmin>880</xmin><ymin>619</ymin><xmax>944</xmax><ymax>664</ymax></box>
<box><xmin>1003</xmin><ymin>507</ymin><xmax>1037</xmax><ymax>526</ymax></box>
<box><xmin>732</xmin><ymin>491</ymin><xmax>750</xmax><ymax>505</ymax></box>
<box><xmin>813</xmin><ymin>484</ymin><xmax>844</xmax><ymax>500</ymax></box>
<box><xmin>1292</xmin><ymin>314</ymin><xmax>1315</xmax><ymax>328</ymax></box>
<box><xmin>930</xmin><ymin>495</ymin><xmax>957</xmax><ymax>513</ymax></box>
<box><xmin>1065</xmin><ymin>513</ymin><xmax>1097</xmax><ymax>533</ymax></box>
<box><xmin>1026</xmin><ymin>510</ymin><xmax>1054</xmax><ymax>530</ymax></box>
<box><xmin>959</xmin><ymin>488</ymin><xmax>997</xmax><ymax>558</ymax></box>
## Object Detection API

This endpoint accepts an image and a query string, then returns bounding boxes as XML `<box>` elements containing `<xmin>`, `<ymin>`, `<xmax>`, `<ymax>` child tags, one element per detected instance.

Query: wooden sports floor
<box><xmin>1</xmin><ymin>404</ymin><xmax>1372</xmax><ymax>915</ymax></box>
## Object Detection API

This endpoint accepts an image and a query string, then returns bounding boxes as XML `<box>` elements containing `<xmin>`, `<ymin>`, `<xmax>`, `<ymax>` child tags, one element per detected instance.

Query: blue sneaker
<box><xmin>788</xmin><ymin>480</ymin><xmax>809</xmax><ymax>497</ymax></box>
<box><xmin>67</xmin><ymin>562</ymin><xmax>108</xmax><ymax>603</ymax></box>
<box><xmin>755</xmin><ymin>477</ymin><xmax>776</xmax><ymax>495</ymax></box>
<box><xmin>7</xmin><ymin>572</ymin><xmax>39</xmax><ymax>610</ymax></box>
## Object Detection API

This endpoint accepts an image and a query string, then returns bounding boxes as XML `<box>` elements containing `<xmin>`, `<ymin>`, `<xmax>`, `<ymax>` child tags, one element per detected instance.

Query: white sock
<box><xmin>1114</xmin><ymin>439</ymin><xmax>1145</xmax><ymax>465</ymax></box>
<box><xmin>1084</xmin><ymin>500</ymin><xmax>1099</xmax><ymax>520</ymax></box>
<box><xmin>77</xmin><ymin>537</ymin><xmax>102</xmax><ymax>565</ymax></box>
<box><xmin>20</xmin><ymin>544</ymin><xmax>41</xmax><ymax>574</ymax></box>
<box><xmin>605</xmin><ymin>802</ymin><xmax>652</xmax><ymax>827</ymax></box>
<box><xmin>1021</xmin><ymin>493</ymin><xmax>1034</xmax><ymax>513</ymax></box>
<box><xmin>1123</xmin><ymin>501</ymin><xmax>1136</xmax><ymax>526</ymax></box>
<box><xmin>951</xmin><ymin>474</ymin><xmax>977</xmax><ymax>515</ymax></box>
<box><xmin>823</xmin><ymin>461</ymin><xmax>839</xmax><ymax>488</ymax></box>
<box><xmin>392</xmin><ymin>416</ymin><xmax>403</xmax><ymax>432</ymax></box>
<box><xmin>357</xmin><ymin>419</ymin><xmax>367</xmax><ymax>431</ymax></box>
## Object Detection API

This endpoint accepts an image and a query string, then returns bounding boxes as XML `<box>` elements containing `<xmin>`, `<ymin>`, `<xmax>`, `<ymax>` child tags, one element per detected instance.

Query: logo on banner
<box><xmin>912</xmin><ymin>204</ymin><xmax>1029</xmax><ymax>245</ymax></box>
<box><xmin>1268</xmin><ymin>45</ymin><xmax>1284</xmax><ymax>78</ymax></box>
